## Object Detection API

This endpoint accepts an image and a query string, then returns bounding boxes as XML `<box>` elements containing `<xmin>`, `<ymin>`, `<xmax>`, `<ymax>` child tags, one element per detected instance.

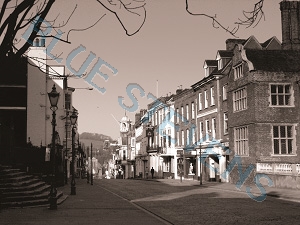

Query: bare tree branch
<box><xmin>185</xmin><ymin>0</ymin><xmax>239</xmax><ymax>37</ymax></box>
<box><xmin>186</xmin><ymin>0</ymin><xmax>265</xmax><ymax>37</ymax></box>
<box><xmin>15</xmin><ymin>2</ymin><xmax>35</xmax><ymax>35</ymax></box>
<box><xmin>235</xmin><ymin>0</ymin><xmax>265</xmax><ymax>28</ymax></box>
<box><xmin>96</xmin><ymin>0</ymin><xmax>146</xmax><ymax>36</ymax></box>
<box><xmin>16</xmin><ymin>0</ymin><xmax>55</xmax><ymax>58</ymax></box>
<box><xmin>0</xmin><ymin>0</ymin><xmax>11</xmax><ymax>25</ymax></box>
<box><xmin>0</xmin><ymin>0</ymin><xmax>37</xmax><ymax>57</ymax></box>
<box><xmin>66</xmin><ymin>13</ymin><xmax>106</xmax><ymax>42</ymax></box>
<box><xmin>36</xmin><ymin>34</ymin><xmax>70</xmax><ymax>44</ymax></box>
<box><xmin>40</xmin><ymin>4</ymin><xmax>77</xmax><ymax>29</ymax></box>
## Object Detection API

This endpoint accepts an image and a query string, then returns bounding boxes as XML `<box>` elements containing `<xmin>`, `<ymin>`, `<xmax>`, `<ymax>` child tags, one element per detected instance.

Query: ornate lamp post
<box><xmin>48</xmin><ymin>84</ymin><xmax>60</xmax><ymax>210</ymax></box>
<box><xmin>64</xmin><ymin>111</ymin><xmax>69</xmax><ymax>185</ymax></box>
<box><xmin>70</xmin><ymin>109</ymin><xmax>78</xmax><ymax>195</ymax></box>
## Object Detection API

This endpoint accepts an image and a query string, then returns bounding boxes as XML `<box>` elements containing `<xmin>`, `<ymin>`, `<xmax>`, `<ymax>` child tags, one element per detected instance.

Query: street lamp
<box><xmin>48</xmin><ymin>84</ymin><xmax>60</xmax><ymax>210</ymax></box>
<box><xmin>64</xmin><ymin>86</ymin><xmax>92</xmax><ymax>184</ymax></box>
<box><xmin>64</xmin><ymin>111</ymin><xmax>69</xmax><ymax>185</ymax></box>
<box><xmin>70</xmin><ymin>109</ymin><xmax>78</xmax><ymax>195</ymax></box>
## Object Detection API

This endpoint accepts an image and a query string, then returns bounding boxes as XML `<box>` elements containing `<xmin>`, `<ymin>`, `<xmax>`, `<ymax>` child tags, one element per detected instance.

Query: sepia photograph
<box><xmin>0</xmin><ymin>0</ymin><xmax>300</xmax><ymax>224</ymax></box>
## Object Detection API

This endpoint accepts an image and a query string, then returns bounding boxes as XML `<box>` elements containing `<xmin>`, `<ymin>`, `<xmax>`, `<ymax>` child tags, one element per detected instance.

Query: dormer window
<box><xmin>216</xmin><ymin>50</ymin><xmax>232</xmax><ymax>70</ymax></box>
<box><xmin>234</xmin><ymin>63</ymin><xmax>243</xmax><ymax>80</ymax></box>
<box><xmin>218</xmin><ymin>59</ymin><xmax>223</xmax><ymax>70</ymax></box>
<box><xmin>205</xmin><ymin>67</ymin><xmax>216</xmax><ymax>77</ymax></box>
<box><xmin>205</xmin><ymin>67</ymin><xmax>210</xmax><ymax>77</ymax></box>
<box><xmin>203</xmin><ymin>60</ymin><xmax>217</xmax><ymax>77</ymax></box>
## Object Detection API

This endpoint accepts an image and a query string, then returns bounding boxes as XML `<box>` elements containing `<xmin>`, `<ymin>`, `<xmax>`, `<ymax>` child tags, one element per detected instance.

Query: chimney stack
<box><xmin>280</xmin><ymin>0</ymin><xmax>300</xmax><ymax>50</ymax></box>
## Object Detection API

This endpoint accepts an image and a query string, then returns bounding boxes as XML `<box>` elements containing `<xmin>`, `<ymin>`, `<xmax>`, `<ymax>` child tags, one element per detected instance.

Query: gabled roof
<box><xmin>243</xmin><ymin>35</ymin><xmax>262</xmax><ymax>50</ymax></box>
<box><xmin>216</xmin><ymin>50</ymin><xmax>233</xmax><ymax>59</ymax></box>
<box><xmin>260</xmin><ymin>36</ymin><xmax>281</xmax><ymax>50</ymax></box>
<box><xmin>246</xmin><ymin>50</ymin><xmax>300</xmax><ymax>72</ymax></box>
<box><xmin>261</xmin><ymin>37</ymin><xmax>274</xmax><ymax>48</ymax></box>
<box><xmin>204</xmin><ymin>60</ymin><xmax>218</xmax><ymax>67</ymax></box>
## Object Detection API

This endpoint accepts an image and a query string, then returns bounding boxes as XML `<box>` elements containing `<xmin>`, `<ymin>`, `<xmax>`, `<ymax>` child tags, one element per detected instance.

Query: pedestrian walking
<box><xmin>151</xmin><ymin>167</ymin><xmax>154</xmax><ymax>179</ymax></box>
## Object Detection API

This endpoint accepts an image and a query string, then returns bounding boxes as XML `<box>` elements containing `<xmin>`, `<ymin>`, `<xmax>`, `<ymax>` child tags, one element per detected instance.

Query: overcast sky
<box><xmin>44</xmin><ymin>0</ymin><xmax>282</xmax><ymax>140</ymax></box>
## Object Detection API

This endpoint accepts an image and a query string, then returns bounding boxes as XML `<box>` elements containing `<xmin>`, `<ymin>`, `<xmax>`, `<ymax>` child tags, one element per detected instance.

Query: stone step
<box><xmin>2</xmin><ymin>191</ymin><xmax>50</xmax><ymax>203</ymax></box>
<box><xmin>0</xmin><ymin>164</ymin><xmax>66</xmax><ymax>209</ymax></box>
<box><xmin>0</xmin><ymin>165</ymin><xmax>11</xmax><ymax>170</ymax></box>
<box><xmin>0</xmin><ymin>180</ymin><xmax>47</xmax><ymax>192</ymax></box>
<box><xmin>0</xmin><ymin>170</ymin><xmax>27</xmax><ymax>175</ymax></box>
<box><xmin>0</xmin><ymin>174</ymin><xmax>35</xmax><ymax>183</ymax></box>
<box><xmin>0</xmin><ymin>178</ymin><xmax>41</xmax><ymax>188</ymax></box>
<box><xmin>1</xmin><ymin>184</ymin><xmax>50</xmax><ymax>197</ymax></box>
<box><xmin>0</xmin><ymin>169</ymin><xmax>22</xmax><ymax>175</ymax></box>
<box><xmin>0</xmin><ymin>191</ymin><xmax>65</xmax><ymax>208</ymax></box>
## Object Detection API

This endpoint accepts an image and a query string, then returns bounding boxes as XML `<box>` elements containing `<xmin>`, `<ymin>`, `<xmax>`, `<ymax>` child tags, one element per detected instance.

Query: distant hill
<box><xmin>79</xmin><ymin>132</ymin><xmax>114</xmax><ymax>142</ymax></box>
<box><xmin>79</xmin><ymin>132</ymin><xmax>116</xmax><ymax>165</ymax></box>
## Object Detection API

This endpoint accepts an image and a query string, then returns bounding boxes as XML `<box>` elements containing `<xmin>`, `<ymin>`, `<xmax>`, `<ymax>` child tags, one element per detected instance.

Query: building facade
<box><xmin>113</xmin><ymin>1</ymin><xmax>300</xmax><ymax>189</ymax></box>
<box><xmin>0</xmin><ymin>38</ymin><xmax>77</xmax><ymax>185</ymax></box>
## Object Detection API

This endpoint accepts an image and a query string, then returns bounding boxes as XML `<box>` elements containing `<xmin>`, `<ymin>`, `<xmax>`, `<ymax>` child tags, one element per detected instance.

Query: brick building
<box><xmin>173</xmin><ymin>88</ymin><xmax>197</xmax><ymax>179</ymax></box>
<box><xmin>126</xmin><ymin>1</ymin><xmax>300</xmax><ymax>189</ymax></box>
<box><xmin>226</xmin><ymin>1</ymin><xmax>300</xmax><ymax>188</ymax></box>
<box><xmin>191</xmin><ymin>50</ymin><xmax>232</xmax><ymax>182</ymax></box>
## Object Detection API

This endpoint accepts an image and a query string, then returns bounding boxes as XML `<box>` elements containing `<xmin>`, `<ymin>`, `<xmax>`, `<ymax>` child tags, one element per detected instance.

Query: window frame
<box><xmin>205</xmin><ymin>120</ymin><xmax>210</xmax><ymax>134</ymax></box>
<box><xmin>199</xmin><ymin>121</ymin><xmax>203</xmax><ymax>140</ymax></box>
<box><xmin>204</xmin><ymin>90</ymin><xmax>208</xmax><ymax>109</ymax></box>
<box><xmin>176</xmin><ymin>108</ymin><xmax>179</xmax><ymax>124</ymax></box>
<box><xmin>272</xmin><ymin>125</ymin><xmax>296</xmax><ymax>155</ymax></box>
<box><xmin>222</xmin><ymin>84</ymin><xmax>227</xmax><ymax>101</ymax></box>
<box><xmin>269</xmin><ymin>83</ymin><xmax>294</xmax><ymax>107</ymax></box>
<box><xmin>233</xmin><ymin>63</ymin><xmax>243</xmax><ymax>80</ymax></box>
<box><xmin>212</xmin><ymin>118</ymin><xmax>216</xmax><ymax>138</ymax></box>
<box><xmin>186</xmin><ymin>128</ymin><xmax>190</xmax><ymax>146</ymax></box>
<box><xmin>192</xmin><ymin>126</ymin><xmax>196</xmax><ymax>145</ymax></box>
<box><xmin>234</xmin><ymin>126</ymin><xmax>249</xmax><ymax>156</ymax></box>
<box><xmin>224</xmin><ymin>112</ymin><xmax>228</xmax><ymax>135</ymax></box>
<box><xmin>210</xmin><ymin>87</ymin><xmax>215</xmax><ymax>106</ymax></box>
<box><xmin>233</xmin><ymin>87</ymin><xmax>247</xmax><ymax>112</ymax></box>
<box><xmin>199</xmin><ymin>93</ymin><xmax>203</xmax><ymax>110</ymax></box>
<box><xmin>186</xmin><ymin>104</ymin><xmax>189</xmax><ymax>121</ymax></box>
<box><xmin>191</xmin><ymin>102</ymin><xmax>195</xmax><ymax>119</ymax></box>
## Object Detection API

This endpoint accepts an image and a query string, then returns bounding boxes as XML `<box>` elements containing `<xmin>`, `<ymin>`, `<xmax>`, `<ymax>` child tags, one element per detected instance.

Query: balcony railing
<box><xmin>146</xmin><ymin>145</ymin><xmax>162</xmax><ymax>153</ymax></box>
<box><xmin>257</xmin><ymin>163</ymin><xmax>294</xmax><ymax>175</ymax></box>
<box><xmin>274</xmin><ymin>163</ymin><xmax>292</xmax><ymax>174</ymax></box>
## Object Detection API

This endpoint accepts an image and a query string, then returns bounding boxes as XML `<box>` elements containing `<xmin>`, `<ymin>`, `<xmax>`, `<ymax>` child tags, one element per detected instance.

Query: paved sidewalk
<box><xmin>154</xmin><ymin>178</ymin><xmax>300</xmax><ymax>202</ymax></box>
<box><xmin>0</xmin><ymin>179</ymin><xmax>170</xmax><ymax>225</ymax></box>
